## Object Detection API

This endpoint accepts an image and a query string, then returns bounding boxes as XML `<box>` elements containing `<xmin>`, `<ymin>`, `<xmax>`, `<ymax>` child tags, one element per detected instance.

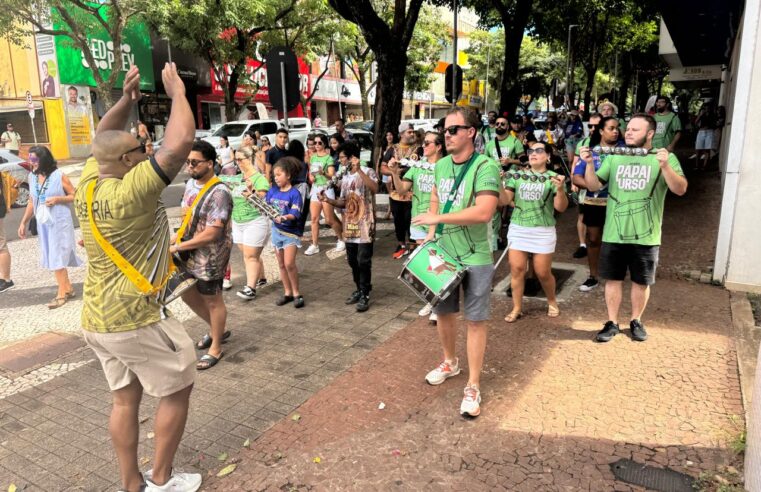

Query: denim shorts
<box><xmin>271</xmin><ymin>227</ymin><xmax>301</xmax><ymax>251</ymax></box>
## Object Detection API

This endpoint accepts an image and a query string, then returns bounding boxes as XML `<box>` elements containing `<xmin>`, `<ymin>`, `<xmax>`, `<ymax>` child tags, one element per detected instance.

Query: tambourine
<box><xmin>399</xmin><ymin>159</ymin><xmax>434</xmax><ymax>170</ymax></box>
<box><xmin>505</xmin><ymin>172</ymin><xmax>553</xmax><ymax>183</ymax></box>
<box><xmin>592</xmin><ymin>146</ymin><xmax>656</xmax><ymax>156</ymax></box>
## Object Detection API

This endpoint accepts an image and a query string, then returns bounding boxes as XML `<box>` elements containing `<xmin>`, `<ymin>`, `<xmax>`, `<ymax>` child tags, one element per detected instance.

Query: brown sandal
<box><xmin>547</xmin><ymin>304</ymin><xmax>560</xmax><ymax>318</ymax></box>
<box><xmin>47</xmin><ymin>297</ymin><xmax>68</xmax><ymax>309</ymax></box>
<box><xmin>504</xmin><ymin>310</ymin><xmax>523</xmax><ymax>323</ymax></box>
<box><xmin>65</xmin><ymin>290</ymin><xmax>76</xmax><ymax>300</ymax></box>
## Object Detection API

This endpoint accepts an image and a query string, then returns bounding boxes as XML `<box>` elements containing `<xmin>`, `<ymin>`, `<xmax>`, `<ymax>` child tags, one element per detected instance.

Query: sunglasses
<box><xmin>526</xmin><ymin>148</ymin><xmax>546</xmax><ymax>155</ymax></box>
<box><xmin>260</xmin><ymin>139</ymin><xmax>269</xmax><ymax>144</ymax></box>
<box><xmin>124</xmin><ymin>143</ymin><xmax>146</xmax><ymax>155</ymax></box>
<box><xmin>185</xmin><ymin>159</ymin><xmax>210</xmax><ymax>167</ymax></box>
<box><xmin>314</xmin><ymin>141</ymin><xmax>324</xmax><ymax>146</ymax></box>
<box><xmin>495</xmin><ymin>122</ymin><xmax>508</xmax><ymax>128</ymax></box>
<box><xmin>444</xmin><ymin>125</ymin><xmax>471</xmax><ymax>136</ymax></box>
<box><xmin>423</xmin><ymin>140</ymin><xmax>437</xmax><ymax>146</ymax></box>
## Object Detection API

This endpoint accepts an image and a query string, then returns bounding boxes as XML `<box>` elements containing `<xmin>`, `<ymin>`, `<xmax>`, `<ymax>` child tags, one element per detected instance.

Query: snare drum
<box><xmin>398</xmin><ymin>240</ymin><xmax>466</xmax><ymax>307</ymax></box>
<box><xmin>159</xmin><ymin>255</ymin><xmax>197</xmax><ymax>306</ymax></box>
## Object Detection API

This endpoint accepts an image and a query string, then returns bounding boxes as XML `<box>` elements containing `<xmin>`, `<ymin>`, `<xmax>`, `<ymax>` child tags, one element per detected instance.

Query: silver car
<box><xmin>0</xmin><ymin>149</ymin><xmax>32</xmax><ymax>207</ymax></box>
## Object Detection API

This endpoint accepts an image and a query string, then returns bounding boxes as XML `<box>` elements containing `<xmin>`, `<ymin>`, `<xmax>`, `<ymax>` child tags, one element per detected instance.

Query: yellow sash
<box><xmin>175</xmin><ymin>176</ymin><xmax>221</xmax><ymax>246</ymax></box>
<box><xmin>86</xmin><ymin>180</ymin><xmax>176</xmax><ymax>296</ymax></box>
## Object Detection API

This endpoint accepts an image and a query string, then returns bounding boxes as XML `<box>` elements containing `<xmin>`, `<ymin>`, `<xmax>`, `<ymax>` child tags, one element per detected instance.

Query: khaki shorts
<box><xmin>83</xmin><ymin>318</ymin><xmax>196</xmax><ymax>397</ymax></box>
<box><xmin>0</xmin><ymin>217</ymin><xmax>7</xmax><ymax>253</ymax></box>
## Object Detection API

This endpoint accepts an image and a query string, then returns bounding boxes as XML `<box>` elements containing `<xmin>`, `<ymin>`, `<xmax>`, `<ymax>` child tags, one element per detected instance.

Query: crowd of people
<box><xmin>0</xmin><ymin>61</ymin><xmax>692</xmax><ymax>491</ymax></box>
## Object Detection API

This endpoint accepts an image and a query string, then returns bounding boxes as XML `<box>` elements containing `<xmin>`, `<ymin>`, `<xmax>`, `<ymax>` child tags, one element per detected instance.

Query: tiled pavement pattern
<box><xmin>0</xmin><ymin>169</ymin><xmax>744</xmax><ymax>490</ymax></box>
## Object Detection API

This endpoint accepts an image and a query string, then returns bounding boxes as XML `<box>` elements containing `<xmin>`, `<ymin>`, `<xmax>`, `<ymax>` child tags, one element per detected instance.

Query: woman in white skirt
<box><xmin>229</xmin><ymin>147</ymin><xmax>272</xmax><ymax>301</ymax></box>
<box><xmin>499</xmin><ymin>141</ymin><xmax>568</xmax><ymax>322</ymax></box>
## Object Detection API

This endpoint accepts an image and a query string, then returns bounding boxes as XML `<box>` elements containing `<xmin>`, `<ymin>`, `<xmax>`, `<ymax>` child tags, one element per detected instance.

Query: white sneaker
<box><xmin>429</xmin><ymin>312</ymin><xmax>438</xmax><ymax>323</ymax></box>
<box><xmin>144</xmin><ymin>470</ymin><xmax>202</xmax><ymax>492</ymax></box>
<box><xmin>222</xmin><ymin>278</ymin><xmax>232</xmax><ymax>290</ymax></box>
<box><xmin>418</xmin><ymin>304</ymin><xmax>433</xmax><ymax>317</ymax></box>
<box><xmin>335</xmin><ymin>240</ymin><xmax>346</xmax><ymax>252</ymax></box>
<box><xmin>460</xmin><ymin>385</ymin><xmax>481</xmax><ymax>418</ymax></box>
<box><xmin>425</xmin><ymin>358</ymin><xmax>460</xmax><ymax>385</ymax></box>
<box><xmin>304</xmin><ymin>244</ymin><xmax>320</xmax><ymax>256</ymax></box>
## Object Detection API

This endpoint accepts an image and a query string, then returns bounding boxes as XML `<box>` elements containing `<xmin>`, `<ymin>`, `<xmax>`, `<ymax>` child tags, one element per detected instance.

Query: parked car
<box><xmin>345</xmin><ymin>120</ymin><xmax>374</xmax><ymax>132</ymax></box>
<box><xmin>0</xmin><ymin>149</ymin><xmax>33</xmax><ymax>207</ymax></box>
<box><xmin>202</xmin><ymin>119</ymin><xmax>282</xmax><ymax>149</ymax></box>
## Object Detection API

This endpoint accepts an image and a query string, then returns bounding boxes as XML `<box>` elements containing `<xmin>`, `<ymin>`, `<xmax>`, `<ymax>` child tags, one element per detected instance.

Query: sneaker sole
<box><xmin>579</xmin><ymin>285</ymin><xmax>598</xmax><ymax>292</ymax></box>
<box><xmin>236</xmin><ymin>293</ymin><xmax>256</xmax><ymax>300</ymax></box>
<box><xmin>0</xmin><ymin>285</ymin><xmax>15</xmax><ymax>293</ymax></box>
<box><xmin>425</xmin><ymin>368</ymin><xmax>461</xmax><ymax>386</ymax></box>
<box><xmin>461</xmin><ymin>408</ymin><xmax>481</xmax><ymax>418</ymax></box>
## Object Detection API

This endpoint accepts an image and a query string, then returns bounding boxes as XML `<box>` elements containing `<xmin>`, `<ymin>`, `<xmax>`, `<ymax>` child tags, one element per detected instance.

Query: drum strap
<box><xmin>86</xmin><ymin>180</ymin><xmax>175</xmax><ymax>296</ymax></box>
<box><xmin>436</xmin><ymin>153</ymin><xmax>478</xmax><ymax>236</ymax></box>
<box><xmin>176</xmin><ymin>176</ymin><xmax>222</xmax><ymax>245</ymax></box>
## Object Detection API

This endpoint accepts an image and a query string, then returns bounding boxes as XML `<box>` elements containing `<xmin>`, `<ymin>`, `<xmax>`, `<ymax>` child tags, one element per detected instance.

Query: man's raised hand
<box><xmin>162</xmin><ymin>62</ymin><xmax>186</xmax><ymax>100</ymax></box>
<box><xmin>122</xmin><ymin>66</ymin><xmax>141</xmax><ymax>102</ymax></box>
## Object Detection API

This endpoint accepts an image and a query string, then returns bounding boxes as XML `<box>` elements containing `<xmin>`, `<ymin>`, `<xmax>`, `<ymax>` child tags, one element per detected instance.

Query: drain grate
<box><xmin>505</xmin><ymin>267</ymin><xmax>575</xmax><ymax>300</ymax></box>
<box><xmin>610</xmin><ymin>459</ymin><xmax>694</xmax><ymax>492</ymax></box>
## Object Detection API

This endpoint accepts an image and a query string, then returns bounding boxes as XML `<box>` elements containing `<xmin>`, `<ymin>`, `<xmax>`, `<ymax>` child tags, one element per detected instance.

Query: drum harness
<box><xmin>85</xmin><ymin>175</ymin><xmax>222</xmax><ymax>299</ymax></box>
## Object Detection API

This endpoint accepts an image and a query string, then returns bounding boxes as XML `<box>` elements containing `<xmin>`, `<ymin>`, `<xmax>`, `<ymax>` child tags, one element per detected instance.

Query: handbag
<box><xmin>28</xmin><ymin>216</ymin><xmax>38</xmax><ymax>236</ymax></box>
<box><xmin>33</xmin><ymin>175</ymin><xmax>53</xmax><ymax>226</ymax></box>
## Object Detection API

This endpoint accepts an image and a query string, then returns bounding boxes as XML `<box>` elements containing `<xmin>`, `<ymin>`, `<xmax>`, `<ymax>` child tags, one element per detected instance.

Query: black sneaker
<box><xmin>294</xmin><ymin>296</ymin><xmax>305</xmax><ymax>308</ymax></box>
<box><xmin>0</xmin><ymin>280</ymin><xmax>14</xmax><ymax>293</ymax></box>
<box><xmin>236</xmin><ymin>286</ymin><xmax>256</xmax><ymax>301</ymax></box>
<box><xmin>578</xmin><ymin>277</ymin><xmax>599</xmax><ymax>292</ymax></box>
<box><xmin>595</xmin><ymin>321</ymin><xmax>620</xmax><ymax>343</ymax></box>
<box><xmin>275</xmin><ymin>295</ymin><xmax>294</xmax><ymax>306</ymax></box>
<box><xmin>356</xmin><ymin>294</ymin><xmax>370</xmax><ymax>312</ymax></box>
<box><xmin>630</xmin><ymin>319</ymin><xmax>648</xmax><ymax>341</ymax></box>
<box><xmin>573</xmin><ymin>245</ymin><xmax>588</xmax><ymax>259</ymax></box>
<box><xmin>345</xmin><ymin>290</ymin><xmax>362</xmax><ymax>305</ymax></box>
<box><xmin>256</xmin><ymin>278</ymin><xmax>268</xmax><ymax>287</ymax></box>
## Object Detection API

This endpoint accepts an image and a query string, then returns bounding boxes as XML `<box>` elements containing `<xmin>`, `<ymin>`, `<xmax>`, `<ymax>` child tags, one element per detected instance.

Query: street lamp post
<box><xmin>484</xmin><ymin>38</ymin><xmax>491</xmax><ymax>112</ymax></box>
<box><xmin>452</xmin><ymin>0</ymin><xmax>458</xmax><ymax>109</ymax></box>
<box><xmin>565</xmin><ymin>24</ymin><xmax>579</xmax><ymax>109</ymax></box>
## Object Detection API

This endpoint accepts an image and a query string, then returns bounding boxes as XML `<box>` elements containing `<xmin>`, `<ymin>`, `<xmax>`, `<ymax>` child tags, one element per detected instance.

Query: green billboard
<box><xmin>53</xmin><ymin>12</ymin><xmax>155</xmax><ymax>91</ymax></box>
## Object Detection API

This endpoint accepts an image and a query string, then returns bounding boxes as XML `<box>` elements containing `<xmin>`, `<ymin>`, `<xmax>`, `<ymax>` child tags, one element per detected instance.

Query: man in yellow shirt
<box><xmin>74</xmin><ymin>64</ymin><xmax>199</xmax><ymax>492</ymax></box>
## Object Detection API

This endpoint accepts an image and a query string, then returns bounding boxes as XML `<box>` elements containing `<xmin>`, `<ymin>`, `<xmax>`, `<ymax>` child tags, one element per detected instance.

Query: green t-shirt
<box><xmin>310</xmin><ymin>154</ymin><xmax>334</xmax><ymax>186</ymax></box>
<box><xmin>222</xmin><ymin>172</ymin><xmax>270</xmax><ymax>223</ymax></box>
<box><xmin>403</xmin><ymin>164</ymin><xmax>436</xmax><ymax>236</ymax></box>
<box><xmin>597</xmin><ymin>153</ymin><xmax>684</xmax><ymax>245</ymax></box>
<box><xmin>506</xmin><ymin>170</ymin><xmax>558</xmax><ymax>227</ymax></box>
<box><xmin>484</xmin><ymin>135</ymin><xmax>524</xmax><ymax>163</ymax></box>
<box><xmin>575</xmin><ymin>137</ymin><xmax>591</xmax><ymax>156</ymax></box>
<box><xmin>434</xmin><ymin>153</ymin><xmax>501</xmax><ymax>266</ymax></box>
<box><xmin>480</xmin><ymin>126</ymin><xmax>496</xmax><ymax>146</ymax></box>
<box><xmin>652</xmin><ymin>112</ymin><xmax>682</xmax><ymax>149</ymax></box>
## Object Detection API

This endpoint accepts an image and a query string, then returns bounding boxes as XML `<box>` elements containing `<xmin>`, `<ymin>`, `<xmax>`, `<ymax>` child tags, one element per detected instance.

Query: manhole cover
<box><xmin>506</xmin><ymin>267</ymin><xmax>574</xmax><ymax>300</ymax></box>
<box><xmin>610</xmin><ymin>458</ymin><xmax>694</xmax><ymax>492</ymax></box>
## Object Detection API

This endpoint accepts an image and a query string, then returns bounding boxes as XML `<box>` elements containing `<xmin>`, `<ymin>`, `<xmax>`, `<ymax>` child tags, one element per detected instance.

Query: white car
<box><xmin>202</xmin><ymin>120</ymin><xmax>282</xmax><ymax>149</ymax></box>
<box><xmin>319</xmin><ymin>127</ymin><xmax>373</xmax><ymax>163</ymax></box>
<box><xmin>0</xmin><ymin>149</ymin><xmax>32</xmax><ymax>207</ymax></box>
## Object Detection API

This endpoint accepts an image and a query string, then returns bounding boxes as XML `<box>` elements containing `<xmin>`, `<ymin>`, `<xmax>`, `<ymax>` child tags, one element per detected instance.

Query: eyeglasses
<box><xmin>444</xmin><ymin>125</ymin><xmax>471</xmax><ymax>136</ymax></box>
<box><xmin>234</xmin><ymin>157</ymin><xmax>249</xmax><ymax>162</ymax></box>
<box><xmin>423</xmin><ymin>140</ymin><xmax>437</xmax><ymax>146</ymax></box>
<box><xmin>185</xmin><ymin>159</ymin><xmax>210</xmax><ymax>167</ymax></box>
<box><xmin>495</xmin><ymin>122</ymin><xmax>508</xmax><ymax>128</ymax></box>
<box><xmin>124</xmin><ymin>143</ymin><xmax>146</xmax><ymax>155</ymax></box>
<box><xmin>526</xmin><ymin>148</ymin><xmax>546</xmax><ymax>155</ymax></box>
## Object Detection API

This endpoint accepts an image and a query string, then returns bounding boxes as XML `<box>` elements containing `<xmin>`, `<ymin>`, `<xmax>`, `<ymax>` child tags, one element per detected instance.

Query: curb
<box><xmin>730</xmin><ymin>290</ymin><xmax>759</xmax><ymax>416</ymax></box>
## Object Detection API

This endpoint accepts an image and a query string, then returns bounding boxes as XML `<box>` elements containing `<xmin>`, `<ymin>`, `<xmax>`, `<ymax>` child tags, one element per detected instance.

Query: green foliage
<box><xmin>404</xmin><ymin>4</ymin><xmax>448</xmax><ymax>93</ymax></box>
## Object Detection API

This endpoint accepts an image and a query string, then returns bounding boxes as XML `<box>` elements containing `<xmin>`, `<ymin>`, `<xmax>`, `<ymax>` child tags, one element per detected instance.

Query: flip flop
<box><xmin>547</xmin><ymin>305</ymin><xmax>561</xmax><ymax>318</ymax></box>
<box><xmin>196</xmin><ymin>330</ymin><xmax>232</xmax><ymax>350</ymax></box>
<box><xmin>504</xmin><ymin>311</ymin><xmax>523</xmax><ymax>323</ymax></box>
<box><xmin>47</xmin><ymin>297</ymin><xmax>67</xmax><ymax>309</ymax></box>
<box><xmin>197</xmin><ymin>352</ymin><xmax>224</xmax><ymax>370</ymax></box>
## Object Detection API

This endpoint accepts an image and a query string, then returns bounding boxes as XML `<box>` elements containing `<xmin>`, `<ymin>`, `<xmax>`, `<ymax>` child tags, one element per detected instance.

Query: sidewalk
<box><xmin>0</xmin><ymin>170</ymin><xmax>745</xmax><ymax>490</ymax></box>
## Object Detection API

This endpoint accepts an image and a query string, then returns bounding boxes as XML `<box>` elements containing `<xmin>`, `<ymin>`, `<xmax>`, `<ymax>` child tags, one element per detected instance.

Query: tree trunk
<box><xmin>496</xmin><ymin>0</ymin><xmax>532</xmax><ymax>115</ymax></box>
<box><xmin>371</xmin><ymin>48</ymin><xmax>407</xmax><ymax>164</ymax></box>
<box><xmin>358</xmin><ymin>69</ymin><xmax>371</xmax><ymax>120</ymax></box>
<box><xmin>583</xmin><ymin>66</ymin><xmax>595</xmax><ymax>115</ymax></box>
<box><xmin>617</xmin><ymin>54</ymin><xmax>633</xmax><ymax>116</ymax></box>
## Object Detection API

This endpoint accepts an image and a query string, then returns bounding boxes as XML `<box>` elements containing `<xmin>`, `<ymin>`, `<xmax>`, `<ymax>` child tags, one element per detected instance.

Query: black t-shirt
<box><xmin>267</xmin><ymin>145</ymin><xmax>289</xmax><ymax>182</ymax></box>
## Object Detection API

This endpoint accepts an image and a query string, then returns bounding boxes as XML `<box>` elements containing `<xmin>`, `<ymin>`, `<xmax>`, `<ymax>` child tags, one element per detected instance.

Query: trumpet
<box><xmin>224</xmin><ymin>182</ymin><xmax>281</xmax><ymax>220</ymax></box>
<box><xmin>592</xmin><ymin>146</ymin><xmax>657</xmax><ymax>156</ymax></box>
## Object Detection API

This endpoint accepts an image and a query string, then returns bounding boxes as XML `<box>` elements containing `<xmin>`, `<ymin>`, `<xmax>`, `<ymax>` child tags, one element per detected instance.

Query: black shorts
<box><xmin>599</xmin><ymin>242</ymin><xmax>659</xmax><ymax>286</ymax></box>
<box><xmin>582</xmin><ymin>205</ymin><xmax>606</xmax><ymax>228</ymax></box>
<box><xmin>196</xmin><ymin>278</ymin><xmax>224</xmax><ymax>296</ymax></box>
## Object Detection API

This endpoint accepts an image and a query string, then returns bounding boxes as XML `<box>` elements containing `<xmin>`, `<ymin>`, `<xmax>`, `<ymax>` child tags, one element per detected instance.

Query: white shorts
<box><xmin>309</xmin><ymin>184</ymin><xmax>336</xmax><ymax>202</ymax></box>
<box><xmin>410</xmin><ymin>224</ymin><xmax>428</xmax><ymax>241</ymax></box>
<box><xmin>232</xmin><ymin>216</ymin><xmax>271</xmax><ymax>248</ymax></box>
<box><xmin>507</xmin><ymin>223</ymin><xmax>556</xmax><ymax>254</ymax></box>
<box><xmin>695</xmin><ymin>129</ymin><xmax>713</xmax><ymax>150</ymax></box>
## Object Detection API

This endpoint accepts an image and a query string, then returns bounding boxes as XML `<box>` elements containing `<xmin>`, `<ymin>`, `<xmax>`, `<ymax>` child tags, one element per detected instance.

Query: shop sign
<box><xmin>210</xmin><ymin>58</ymin><xmax>310</xmax><ymax>100</ymax></box>
<box><xmin>53</xmin><ymin>9</ymin><xmax>155</xmax><ymax>90</ymax></box>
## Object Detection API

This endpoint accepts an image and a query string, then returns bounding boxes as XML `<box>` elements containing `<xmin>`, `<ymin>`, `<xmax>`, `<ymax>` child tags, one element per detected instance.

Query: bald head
<box><xmin>93</xmin><ymin>130</ymin><xmax>141</xmax><ymax>163</ymax></box>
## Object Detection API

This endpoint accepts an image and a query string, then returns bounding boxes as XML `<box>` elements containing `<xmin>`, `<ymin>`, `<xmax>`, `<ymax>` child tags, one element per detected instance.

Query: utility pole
<box><xmin>452</xmin><ymin>0</ymin><xmax>458</xmax><ymax>108</ymax></box>
<box><xmin>565</xmin><ymin>24</ymin><xmax>578</xmax><ymax>109</ymax></box>
<box><xmin>484</xmin><ymin>37</ymin><xmax>491</xmax><ymax>112</ymax></box>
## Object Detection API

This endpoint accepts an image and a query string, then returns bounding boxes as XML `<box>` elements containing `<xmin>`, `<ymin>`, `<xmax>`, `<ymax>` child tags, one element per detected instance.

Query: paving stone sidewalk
<box><xmin>200</xmin><ymin>171</ymin><xmax>746</xmax><ymax>490</ymax></box>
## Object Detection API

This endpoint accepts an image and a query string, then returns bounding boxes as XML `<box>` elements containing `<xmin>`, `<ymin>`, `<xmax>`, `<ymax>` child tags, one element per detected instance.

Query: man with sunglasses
<box><xmin>412</xmin><ymin>107</ymin><xmax>501</xmax><ymax>418</ymax></box>
<box><xmin>74</xmin><ymin>64</ymin><xmax>202</xmax><ymax>491</ymax></box>
<box><xmin>173</xmin><ymin>140</ymin><xmax>232</xmax><ymax>371</ymax></box>
<box><xmin>480</xmin><ymin>111</ymin><xmax>498</xmax><ymax>146</ymax></box>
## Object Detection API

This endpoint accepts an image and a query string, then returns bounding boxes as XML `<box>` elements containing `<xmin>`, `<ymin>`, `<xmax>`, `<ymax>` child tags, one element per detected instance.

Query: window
<box><xmin>250</xmin><ymin>122</ymin><xmax>278</xmax><ymax>135</ymax></box>
<box><xmin>212</xmin><ymin>124</ymin><xmax>248</xmax><ymax>138</ymax></box>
